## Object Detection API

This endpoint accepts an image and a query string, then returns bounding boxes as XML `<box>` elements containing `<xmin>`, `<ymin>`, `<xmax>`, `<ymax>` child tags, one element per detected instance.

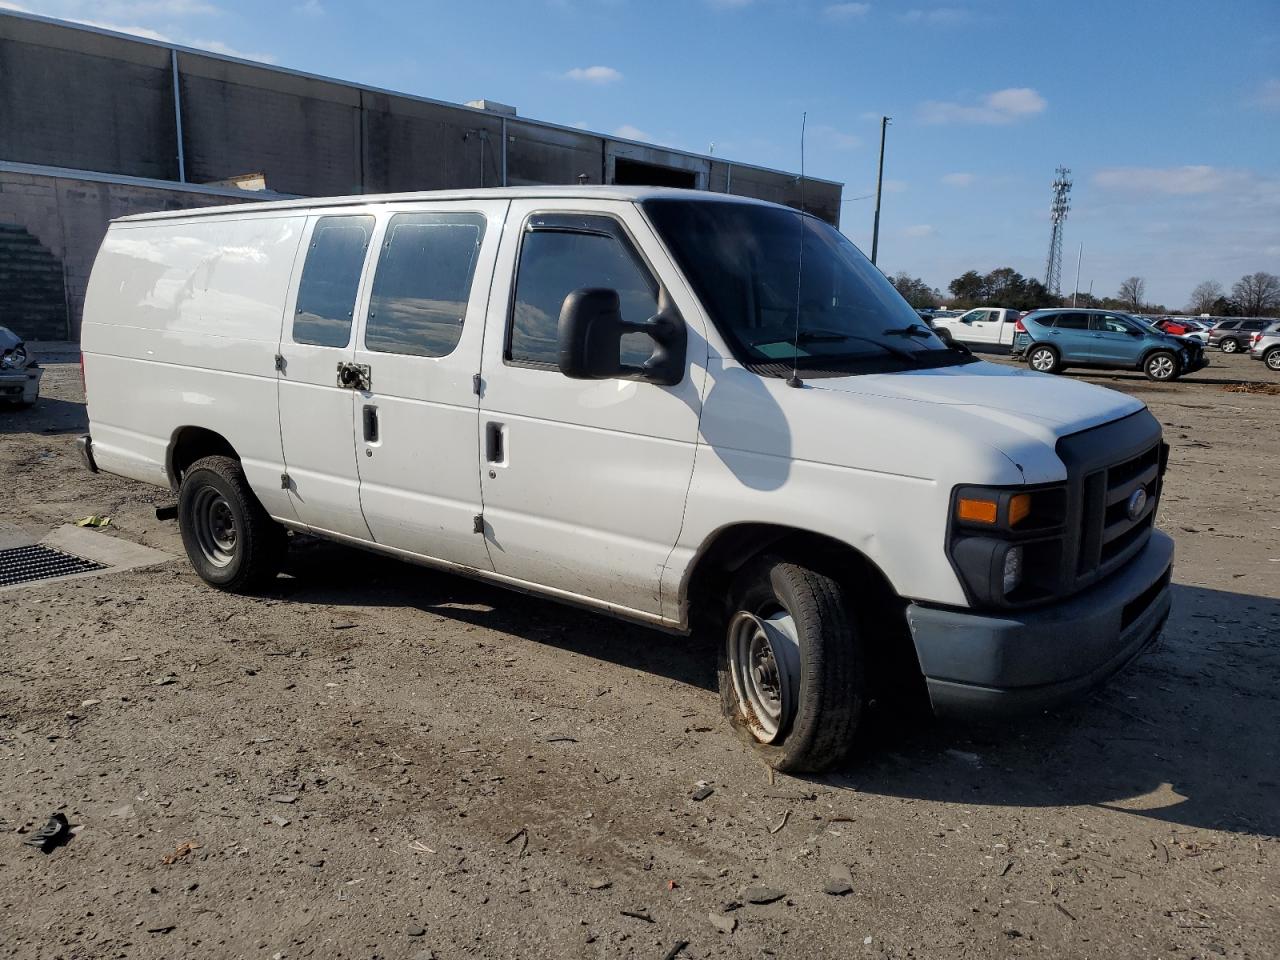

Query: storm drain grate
<box><xmin>0</xmin><ymin>544</ymin><xmax>106</xmax><ymax>587</ymax></box>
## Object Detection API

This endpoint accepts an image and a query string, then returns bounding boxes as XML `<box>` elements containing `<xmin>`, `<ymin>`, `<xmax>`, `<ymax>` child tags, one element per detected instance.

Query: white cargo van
<box><xmin>78</xmin><ymin>187</ymin><xmax>1173</xmax><ymax>772</ymax></box>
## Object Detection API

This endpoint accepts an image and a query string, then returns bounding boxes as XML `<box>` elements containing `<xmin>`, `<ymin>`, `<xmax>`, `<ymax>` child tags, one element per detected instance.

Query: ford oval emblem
<box><xmin>1127</xmin><ymin>487</ymin><xmax>1148</xmax><ymax>521</ymax></box>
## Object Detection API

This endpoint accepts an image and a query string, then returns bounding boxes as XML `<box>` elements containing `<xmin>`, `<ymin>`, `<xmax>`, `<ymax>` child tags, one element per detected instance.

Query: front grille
<box><xmin>0</xmin><ymin>545</ymin><xmax>105</xmax><ymax>587</ymax></box>
<box><xmin>1078</xmin><ymin>443</ymin><xmax>1161</xmax><ymax>577</ymax></box>
<box><xmin>1056</xmin><ymin>410</ymin><xmax>1165</xmax><ymax>596</ymax></box>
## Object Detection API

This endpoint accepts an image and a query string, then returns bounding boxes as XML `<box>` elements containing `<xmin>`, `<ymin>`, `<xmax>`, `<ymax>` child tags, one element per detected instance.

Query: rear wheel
<box><xmin>717</xmin><ymin>556</ymin><xmax>864</xmax><ymax>772</ymax></box>
<box><xmin>1220</xmin><ymin>338</ymin><xmax>1240</xmax><ymax>354</ymax></box>
<box><xmin>1027</xmin><ymin>344</ymin><xmax>1060</xmax><ymax>373</ymax></box>
<box><xmin>178</xmin><ymin>455</ymin><xmax>284</xmax><ymax>591</ymax></box>
<box><xmin>1144</xmin><ymin>350</ymin><xmax>1179</xmax><ymax>382</ymax></box>
<box><xmin>1264</xmin><ymin>347</ymin><xmax>1280</xmax><ymax>371</ymax></box>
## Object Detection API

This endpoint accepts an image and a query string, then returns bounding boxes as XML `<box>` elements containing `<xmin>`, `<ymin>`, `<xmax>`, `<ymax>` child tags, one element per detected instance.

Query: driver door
<box><xmin>475</xmin><ymin>199</ymin><xmax>707</xmax><ymax>620</ymax></box>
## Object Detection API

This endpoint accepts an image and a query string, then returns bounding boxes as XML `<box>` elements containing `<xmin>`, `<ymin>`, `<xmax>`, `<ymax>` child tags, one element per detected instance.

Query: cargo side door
<box><xmin>348</xmin><ymin>201</ymin><xmax>507</xmax><ymax>570</ymax></box>
<box><xmin>277</xmin><ymin>211</ymin><xmax>377</xmax><ymax>541</ymax></box>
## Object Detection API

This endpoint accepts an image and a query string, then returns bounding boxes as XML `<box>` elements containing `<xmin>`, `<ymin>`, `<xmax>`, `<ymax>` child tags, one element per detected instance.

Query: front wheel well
<box><xmin>167</xmin><ymin>427</ymin><xmax>239</xmax><ymax>491</ymax></box>
<box><xmin>683</xmin><ymin>523</ymin><xmax>923</xmax><ymax>702</ymax></box>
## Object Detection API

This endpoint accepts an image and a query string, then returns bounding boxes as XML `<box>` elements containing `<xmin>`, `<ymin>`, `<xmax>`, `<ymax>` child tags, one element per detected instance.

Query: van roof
<box><xmin>113</xmin><ymin>185</ymin><xmax>790</xmax><ymax>224</ymax></box>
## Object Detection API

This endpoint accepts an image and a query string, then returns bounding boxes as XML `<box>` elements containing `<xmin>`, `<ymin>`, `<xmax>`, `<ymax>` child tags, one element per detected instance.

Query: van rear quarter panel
<box><xmin>81</xmin><ymin>212</ymin><xmax>307</xmax><ymax>517</ymax></box>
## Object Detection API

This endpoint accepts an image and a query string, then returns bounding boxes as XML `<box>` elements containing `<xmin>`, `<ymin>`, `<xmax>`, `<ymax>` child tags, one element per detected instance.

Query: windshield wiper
<box><xmin>750</xmin><ymin>329</ymin><xmax>922</xmax><ymax>363</ymax></box>
<box><xmin>883</xmin><ymin>323</ymin><xmax>933</xmax><ymax>339</ymax></box>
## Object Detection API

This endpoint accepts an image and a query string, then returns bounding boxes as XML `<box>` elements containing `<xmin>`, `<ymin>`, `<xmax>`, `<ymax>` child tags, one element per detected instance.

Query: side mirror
<box><xmin>557</xmin><ymin>287</ymin><xmax>687</xmax><ymax>386</ymax></box>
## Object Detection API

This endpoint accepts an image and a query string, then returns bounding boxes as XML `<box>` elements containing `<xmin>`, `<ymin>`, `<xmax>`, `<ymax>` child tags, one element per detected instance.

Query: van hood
<box><xmin>806</xmin><ymin>359</ymin><xmax>1144</xmax><ymax>443</ymax></box>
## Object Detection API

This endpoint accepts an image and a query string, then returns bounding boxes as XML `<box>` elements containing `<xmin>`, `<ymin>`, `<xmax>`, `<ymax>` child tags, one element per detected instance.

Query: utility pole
<box><xmin>1073</xmin><ymin>241</ymin><xmax>1083</xmax><ymax>307</ymax></box>
<box><xmin>1044</xmin><ymin>166</ymin><xmax>1072</xmax><ymax>295</ymax></box>
<box><xmin>870</xmin><ymin>116</ymin><xmax>891</xmax><ymax>266</ymax></box>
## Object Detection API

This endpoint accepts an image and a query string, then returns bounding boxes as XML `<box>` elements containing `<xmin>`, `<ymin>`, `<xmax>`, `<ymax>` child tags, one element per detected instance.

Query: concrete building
<box><xmin>0</xmin><ymin>11</ymin><xmax>842</xmax><ymax>341</ymax></box>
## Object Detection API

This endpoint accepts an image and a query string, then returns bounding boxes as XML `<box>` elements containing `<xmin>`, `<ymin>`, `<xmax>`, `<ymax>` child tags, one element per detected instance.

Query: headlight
<box><xmin>948</xmin><ymin>484</ymin><xmax>1068</xmax><ymax>607</ymax></box>
<box><xmin>0</xmin><ymin>348</ymin><xmax>22</xmax><ymax>369</ymax></box>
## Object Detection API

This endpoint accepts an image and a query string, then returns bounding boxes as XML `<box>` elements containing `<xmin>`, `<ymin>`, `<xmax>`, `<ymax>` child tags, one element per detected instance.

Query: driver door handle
<box><xmin>362</xmin><ymin>405</ymin><xmax>378</xmax><ymax>443</ymax></box>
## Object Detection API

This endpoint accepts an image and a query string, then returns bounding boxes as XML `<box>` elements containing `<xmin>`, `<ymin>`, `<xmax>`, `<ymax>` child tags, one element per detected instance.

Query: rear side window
<box><xmin>508</xmin><ymin>215</ymin><xmax>657</xmax><ymax>367</ymax></box>
<box><xmin>293</xmin><ymin>215</ymin><xmax>374</xmax><ymax>347</ymax></box>
<box><xmin>365</xmin><ymin>212</ymin><xmax>487</xmax><ymax>358</ymax></box>
<box><xmin>1051</xmin><ymin>312</ymin><xmax>1089</xmax><ymax>330</ymax></box>
<box><xmin>1218</xmin><ymin>321</ymin><xmax>1238</xmax><ymax>331</ymax></box>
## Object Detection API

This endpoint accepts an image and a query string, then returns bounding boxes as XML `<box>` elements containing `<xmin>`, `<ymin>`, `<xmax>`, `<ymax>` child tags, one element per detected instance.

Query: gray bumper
<box><xmin>907</xmin><ymin>530</ymin><xmax>1173</xmax><ymax>717</ymax></box>
<box><xmin>0</xmin><ymin>366</ymin><xmax>41</xmax><ymax>403</ymax></box>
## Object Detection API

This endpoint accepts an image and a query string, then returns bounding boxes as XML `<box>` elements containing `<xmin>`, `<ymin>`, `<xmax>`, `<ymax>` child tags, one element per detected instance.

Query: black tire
<box><xmin>178</xmin><ymin>455</ymin><xmax>284</xmax><ymax>591</ymax></box>
<box><xmin>1027</xmin><ymin>344</ymin><xmax>1060</xmax><ymax>374</ymax></box>
<box><xmin>717</xmin><ymin>556</ymin><xmax>864</xmax><ymax>773</ymax></box>
<box><xmin>1264</xmin><ymin>347</ymin><xmax>1280</xmax><ymax>372</ymax></box>
<box><xmin>1143</xmin><ymin>350</ymin><xmax>1179</xmax><ymax>382</ymax></box>
<box><xmin>1220</xmin><ymin>338</ymin><xmax>1240</xmax><ymax>354</ymax></box>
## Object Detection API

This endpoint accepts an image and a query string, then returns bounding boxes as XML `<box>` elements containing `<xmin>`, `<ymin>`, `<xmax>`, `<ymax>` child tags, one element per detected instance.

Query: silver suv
<box><xmin>1248</xmin><ymin>322</ymin><xmax>1280</xmax><ymax>371</ymax></box>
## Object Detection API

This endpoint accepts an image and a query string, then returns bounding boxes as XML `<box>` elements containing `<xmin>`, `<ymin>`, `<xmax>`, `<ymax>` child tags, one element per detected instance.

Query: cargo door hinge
<box><xmin>281</xmin><ymin>473</ymin><xmax>291</xmax><ymax>489</ymax></box>
<box><xmin>274</xmin><ymin>353</ymin><xmax>285</xmax><ymax>372</ymax></box>
<box><xmin>473</xmin><ymin>513</ymin><xmax>484</xmax><ymax>534</ymax></box>
<box><xmin>472</xmin><ymin>373</ymin><xmax>482</xmax><ymax>396</ymax></box>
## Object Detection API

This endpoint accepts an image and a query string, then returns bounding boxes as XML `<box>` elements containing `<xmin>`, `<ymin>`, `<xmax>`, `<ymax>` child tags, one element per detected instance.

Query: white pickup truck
<box><xmin>77</xmin><ymin>187</ymin><xmax>1173</xmax><ymax>772</ymax></box>
<box><xmin>930</xmin><ymin>307</ymin><xmax>1022</xmax><ymax>349</ymax></box>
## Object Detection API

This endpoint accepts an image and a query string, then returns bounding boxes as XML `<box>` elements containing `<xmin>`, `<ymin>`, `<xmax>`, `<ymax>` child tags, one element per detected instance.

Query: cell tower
<box><xmin>1044</xmin><ymin>166</ymin><xmax>1072</xmax><ymax>296</ymax></box>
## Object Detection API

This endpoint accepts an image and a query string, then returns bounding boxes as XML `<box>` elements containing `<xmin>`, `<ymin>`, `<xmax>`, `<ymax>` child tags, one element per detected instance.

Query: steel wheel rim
<box><xmin>1030</xmin><ymin>349</ymin><xmax>1054</xmax><ymax>371</ymax></box>
<box><xmin>191</xmin><ymin>487</ymin><xmax>237</xmax><ymax>567</ymax></box>
<box><xmin>1149</xmin><ymin>355</ymin><xmax>1174</xmax><ymax>379</ymax></box>
<box><xmin>1267</xmin><ymin>351</ymin><xmax>1280</xmax><ymax>370</ymax></box>
<box><xmin>728</xmin><ymin>608</ymin><xmax>800</xmax><ymax>744</ymax></box>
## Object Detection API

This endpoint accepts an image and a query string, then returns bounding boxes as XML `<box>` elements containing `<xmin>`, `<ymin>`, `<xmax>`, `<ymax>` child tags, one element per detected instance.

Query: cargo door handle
<box><xmin>485</xmin><ymin>422</ymin><xmax>506</xmax><ymax>465</ymax></box>
<box><xmin>363</xmin><ymin>405</ymin><xmax>379</xmax><ymax>443</ymax></box>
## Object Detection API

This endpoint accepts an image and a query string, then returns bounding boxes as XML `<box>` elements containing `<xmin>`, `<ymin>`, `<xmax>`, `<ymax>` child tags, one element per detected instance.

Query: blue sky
<box><xmin>8</xmin><ymin>0</ymin><xmax>1280</xmax><ymax>309</ymax></box>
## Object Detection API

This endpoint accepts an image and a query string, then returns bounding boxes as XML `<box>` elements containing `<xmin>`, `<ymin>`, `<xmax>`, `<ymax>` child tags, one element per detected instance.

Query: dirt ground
<box><xmin>1</xmin><ymin>355</ymin><xmax>1277</xmax><ymax>960</ymax></box>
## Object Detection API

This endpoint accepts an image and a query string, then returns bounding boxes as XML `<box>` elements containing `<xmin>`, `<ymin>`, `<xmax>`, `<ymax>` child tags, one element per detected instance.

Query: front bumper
<box><xmin>907</xmin><ymin>529</ymin><xmax>1173</xmax><ymax>717</ymax></box>
<box><xmin>0</xmin><ymin>365</ymin><xmax>42</xmax><ymax>404</ymax></box>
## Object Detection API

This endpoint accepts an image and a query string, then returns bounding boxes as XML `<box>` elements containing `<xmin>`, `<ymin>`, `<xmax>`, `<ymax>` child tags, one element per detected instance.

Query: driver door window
<box><xmin>508</xmin><ymin>219</ymin><xmax>657</xmax><ymax>368</ymax></box>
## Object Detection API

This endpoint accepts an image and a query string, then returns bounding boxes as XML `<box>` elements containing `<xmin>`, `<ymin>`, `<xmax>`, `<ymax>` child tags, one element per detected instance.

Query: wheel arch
<box><xmin>166</xmin><ymin>426</ymin><xmax>239</xmax><ymax>491</ymax></box>
<box><xmin>680</xmin><ymin>522</ymin><xmax>903</xmax><ymax>629</ymax></box>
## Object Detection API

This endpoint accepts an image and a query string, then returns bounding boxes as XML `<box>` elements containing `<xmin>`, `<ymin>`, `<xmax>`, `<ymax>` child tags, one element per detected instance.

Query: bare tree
<box><xmin>1187</xmin><ymin>280</ymin><xmax>1223</xmax><ymax>315</ymax></box>
<box><xmin>1231</xmin><ymin>272</ymin><xmax>1280</xmax><ymax>316</ymax></box>
<box><xmin>1118</xmin><ymin>276</ymin><xmax>1146</xmax><ymax>313</ymax></box>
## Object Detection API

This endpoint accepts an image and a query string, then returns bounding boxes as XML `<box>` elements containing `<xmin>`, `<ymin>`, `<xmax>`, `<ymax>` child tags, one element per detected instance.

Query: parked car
<box><xmin>1016</xmin><ymin>309</ymin><xmax>1207</xmax><ymax>381</ymax></box>
<box><xmin>0</xmin><ymin>325</ymin><xmax>42</xmax><ymax>407</ymax></box>
<box><xmin>1154</xmin><ymin>317</ymin><xmax>1210</xmax><ymax>343</ymax></box>
<box><xmin>1248</xmin><ymin>323</ymin><xmax>1280</xmax><ymax>371</ymax></box>
<box><xmin>78</xmin><ymin>187</ymin><xmax>1174</xmax><ymax>772</ymax></box>
<box><xmin>929</xmin><ymin>307</ymin><xmax>1022</xmax><ymax>350</ymax></box>
<box><xmin>1208</xmin><ymin>318</ymin><xmax>1271</xmax><ymax>353</ymax></box>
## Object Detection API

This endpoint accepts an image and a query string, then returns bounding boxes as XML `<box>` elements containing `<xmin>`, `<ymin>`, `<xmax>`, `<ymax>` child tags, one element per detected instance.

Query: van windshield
<box><xmin>643</xmin><ymin>199</ymin><xmax>971</xmax><ymax>374</ymax></box>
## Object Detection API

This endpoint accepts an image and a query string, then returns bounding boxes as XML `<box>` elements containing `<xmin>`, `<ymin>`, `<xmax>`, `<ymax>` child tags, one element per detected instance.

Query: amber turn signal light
<box><xmin>956</xmin><ymin>497</ymin><xmax>998</xmax><ymax>524</ymax></box>
<box><xmin>1008</xmin><ymin>493</ymin><xmax>1032</xmax><ymax>526</ymax></box>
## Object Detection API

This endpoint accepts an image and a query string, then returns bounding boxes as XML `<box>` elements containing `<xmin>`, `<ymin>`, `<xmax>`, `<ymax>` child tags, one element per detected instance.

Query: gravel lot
<box><xmin>1</xmin><ymin>356</ymin><xmax>1277</xmax><ymax>959</ymax></box>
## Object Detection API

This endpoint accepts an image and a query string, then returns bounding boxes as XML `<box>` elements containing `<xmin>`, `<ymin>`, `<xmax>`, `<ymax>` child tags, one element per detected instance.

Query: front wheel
<box><xmin>178</xmin><ymin>455</ymin><xmax>284</xmax><ymax>591</ymax></box>
<box><xmin>1144</xmin><ymin>350</ymin><xmax>1179</xmax><ymax>381</ymax></box>
<box><xmin>717</xmin><ymin>556</ymin><xmax>864</xmax><ymax>772</ymax></box>
<box><xmin>1027</xmin><ymin>344</ymin><xmax>1060</xmax><ymax>373</ymax></box>
<box><xmin>1220</xmin><ymin>338</ymin><xmax>1240</xmax><ymax>354</ymax></box>
<box><xmin>1264</xmin><ymin>347</ymin><xmax>1280</xmax><ymax>371</ymax></box>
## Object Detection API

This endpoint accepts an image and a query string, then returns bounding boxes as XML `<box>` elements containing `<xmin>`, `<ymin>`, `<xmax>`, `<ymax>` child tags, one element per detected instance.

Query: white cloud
<box><xmin>824</xmin><ymin>2</ymin><xmax>870</xmax><ymax>19</ymax></box>
<box><xmin>564</xmin><ymin>65</ymin><xmax>623</xmax><ymax>84</ymax></box>
<box><xmin>902</xmin><ymin>224</ymin><xmax>935</xmax><ymax>238</ymax></box>
<box><xmin>188</xmin><ymin>37</ymin><xmax>275</xmax><ymax>61</ymax></box>
<box><xmin>1254</xmin><ymin>78</ymin><xmax>1280</xmax><ymax>110</ymax></box>
<box><xmin>901</xmin><ymin>6</ymin><xmax>968</xmax><ymax>25</ymax></box>
<box><xmin>919</xmin><ymin>87</ymin><xmax>1047</xmax><ymax>125</ymax></box>
<box><xmin>293</xmin><ymin>0</ymin><xmax>323</xmax><ymax>15</ymax></box>
<box><xmin>1092</xmin><ymin>165</ymin><xmax>1246</xmax><ymax>195</ymax></box>
<box><xmin>941</xmin><ymin>172</ymin><xmax>975</xmax><ymax>187</ymax></box>
<box><xmin>613</xmin><ymin>124</ymin><xmax>651</xmax><ymax>142</ymax></box>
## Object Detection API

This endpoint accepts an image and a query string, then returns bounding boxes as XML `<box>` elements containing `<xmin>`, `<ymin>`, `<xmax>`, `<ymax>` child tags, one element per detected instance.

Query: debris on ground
<box><xmin>20</xmin><ymin>812</ymin><xmax>69</xmax><ymax>852</ymax></box>
<box><xmin>691</xmin><ymin>783</ymin><xmax>714</xmax><ymax>802</ymax></box>
<box><xmin>743</xmin><ymin>886</ymin><xmax>786</xmax><ymax>905</ymax></box>
<box><xmin>161</xmin><ymin>841</ymin><xmax>201</xmax><ymax>865</ymax></box>
<box><xmin>74</xmin><ymin>515</ymin><xmax>111</xmax><ymax>527</ymax></box>
<box><xmin>709</xmin><ymin>911</ymin><xmax>738</xmax><ymax>934</ymax></box>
